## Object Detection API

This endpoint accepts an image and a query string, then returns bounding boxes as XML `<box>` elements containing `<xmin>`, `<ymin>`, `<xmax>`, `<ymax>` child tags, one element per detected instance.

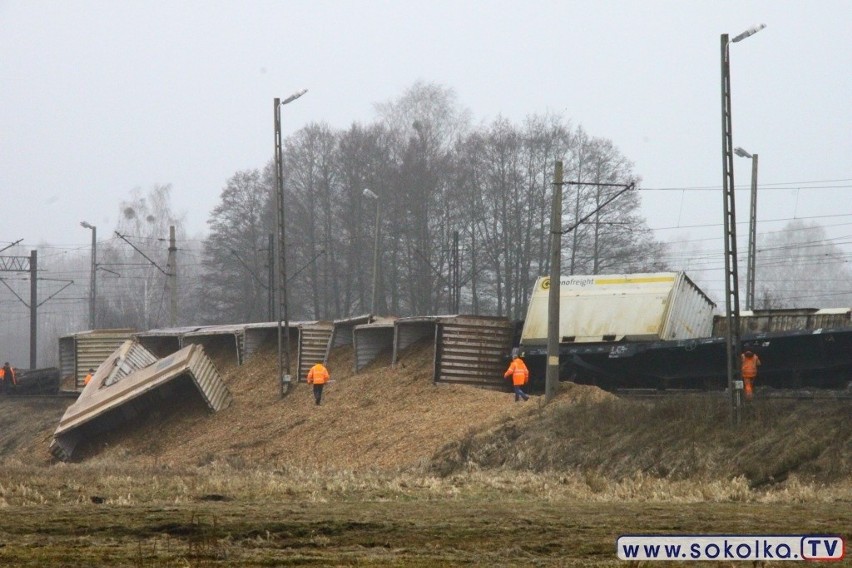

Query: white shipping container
<box><xmin>520</xmin><ymin>272</ymin><xmax>715</xmax><ymax>345</ymax></box>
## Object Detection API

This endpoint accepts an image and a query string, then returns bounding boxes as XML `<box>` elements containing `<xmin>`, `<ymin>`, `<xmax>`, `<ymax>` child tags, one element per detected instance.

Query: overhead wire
<box><xmin>639</xmin><ymin>177</ymin><xmax>852</xmax><ymax>191</ymax></box>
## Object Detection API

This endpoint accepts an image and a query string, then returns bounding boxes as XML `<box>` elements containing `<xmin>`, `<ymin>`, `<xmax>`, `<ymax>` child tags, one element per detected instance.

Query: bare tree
<box><xmin>376</xmin><ymin>82</ymin><xmax>470</xmax><ymax>315</ymax></box>
<box><xmin>202</xmin><ymin>169</ymin><xmax>271</xmax><ymax>323</ymax></box>
<box><xmin>449</xmin><ymin>115</ymin><xmax>661</xmax><ymax>319</ymax></box>
<box><xmin>754</xmin><ymin>220</ymin><xmax>852</xmax><ymax>308</ymax></box>
<box><xmin>335</xmin><ymin>122</ymin><xmax>396</xmax><ymax>316</ymax></box>
<box><xmin>283</xmin><ymin>123</ymin><xmax>340</xmax><ymax>320</ymax></box>
<box><xmin>567</xmin><ymin>136</ymin><xmax>665</xmax><ymax>275</ymax></box>
<box><xmin>98</xmin><ymin>184</ymin><xmax>186</xmax><ymax>330</ymax></box>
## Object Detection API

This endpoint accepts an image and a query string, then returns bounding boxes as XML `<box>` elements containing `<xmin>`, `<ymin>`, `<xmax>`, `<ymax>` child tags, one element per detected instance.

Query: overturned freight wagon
<box><xmin>520</xmin><ymin>272</ymin><xmax>715</xmax><ymax>346</ymax></box>
<box><xmin>519</xmin><ymin>272</ymin><xmax>718</xmax><ymax>390</ymax></box>
<box><xmin>50</xmin><ymin>341</ymin><xmax>231</xmax><ymax>461</ymax></box>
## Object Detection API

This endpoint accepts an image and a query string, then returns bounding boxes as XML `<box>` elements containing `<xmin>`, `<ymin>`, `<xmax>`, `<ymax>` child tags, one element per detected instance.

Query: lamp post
<box><xmin>362</xmin><ymin>188</ymin><xmax>380</xmax><ymax>315</ymax></box>
<box><xmin>274</xmin><ymin>88</ymin><xmax>307</xmax><ymax>393</ymax></box>
<box><xmin>80</xmin><ymin>221</ymin><xmax>96</xmax><ymax>330</ymax></box>
<box><xmin>735</xmin><ymin>147</ymin><xmax>759</xmax><ymax>310</ymax></box>
<box><xmin>721</xmin><ymin>23</ymin><xmax>765</xmax><ymax>424</ymax></box>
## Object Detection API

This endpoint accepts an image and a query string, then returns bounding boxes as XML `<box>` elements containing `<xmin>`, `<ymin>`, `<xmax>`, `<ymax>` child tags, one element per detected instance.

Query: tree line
<box><xmin>201</xmin><ymin>82</ymin><xmax>666</xmax><ymax>324</ymax></box>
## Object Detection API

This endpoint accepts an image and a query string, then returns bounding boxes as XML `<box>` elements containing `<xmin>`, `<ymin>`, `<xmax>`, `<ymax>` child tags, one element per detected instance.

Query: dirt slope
<box><xmin>0</xmin><ymin>396</ymin><xmax>70</xmax><ymax>461</ymax></box>
<box><xmin>52</xmin><ymin>338</ymin><xmax>536</xmax><ymax>470</ymax></box>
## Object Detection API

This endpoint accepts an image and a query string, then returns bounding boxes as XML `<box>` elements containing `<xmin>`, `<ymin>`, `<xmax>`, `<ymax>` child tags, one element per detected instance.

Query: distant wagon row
<box><xmin>58</xmin><ymin>314</ymin><xmax>515</xmax><ymax>393</ymax></box>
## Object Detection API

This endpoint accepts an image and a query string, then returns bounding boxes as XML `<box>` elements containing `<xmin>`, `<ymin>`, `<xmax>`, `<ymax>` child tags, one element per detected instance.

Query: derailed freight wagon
<box><xmin>520</xmin><ymin>272</ymin><xmax>715</xmax><ymax>346</ymax></box>
<box><xmin>519</xmin><ymin>272</ymin><xmax>717</xmax><ymax>390</ymax></box>
<box><xmin>519</xmin><ymin>272</ymin><xmax>852</xmax><ymax>391</ymax></box>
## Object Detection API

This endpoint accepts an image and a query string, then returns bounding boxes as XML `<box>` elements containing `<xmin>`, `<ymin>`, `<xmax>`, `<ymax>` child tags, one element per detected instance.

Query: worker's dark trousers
<box><xmin>513</xmin><ymin>386</ymin><xmax>529</xmax><ymax>402</ymax></box>
<box><xmin>313</xmin><ymin>384</ymin><xmax>324</xmax><ymax>405</ymax></box>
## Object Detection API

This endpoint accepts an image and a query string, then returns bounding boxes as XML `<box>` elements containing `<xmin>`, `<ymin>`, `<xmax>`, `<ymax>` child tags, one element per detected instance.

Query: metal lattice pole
<box><xmin>721</xmin><ymin>33</ymin><xmax>742</xmax><ymax>425</ymax></box>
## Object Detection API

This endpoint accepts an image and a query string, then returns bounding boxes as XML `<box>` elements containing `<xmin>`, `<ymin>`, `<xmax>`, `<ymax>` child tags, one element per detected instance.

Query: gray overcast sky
<box><xmin>2</xmin><ymin>0</ymin><xmax>850</xmax><ymax>301</ymax></box>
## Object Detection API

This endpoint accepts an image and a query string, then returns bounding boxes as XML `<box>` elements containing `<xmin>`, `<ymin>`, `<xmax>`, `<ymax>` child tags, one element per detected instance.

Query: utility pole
<box><xmin>734</xmin><ymin>146</ymin><xmax>760</xmax><ymax>311</ymax></box>
<box><xmin>452</xmin><ymin>230</ymin><xmax>460</xmax><ymax>313</ymax></box>
<box><xmin>546</xmin><ymin>164</ymin><xmax>636</xmax><ymax>405</ymax></box>
<box><xmin>167</xmin><ymin>226</ymin><xmax>178</xmax><ymax>326</ymax></box>
<box><xmin>1</xmin><ymin>250</ymin><xmax>73</xmax><ymax>370</ymax></box>
<box><xmin>274</xmin><ymin>89</ymin><xmax>307</xmax><ymax>393</ymax></box>
<box><xmin>470</xmin><ymin>227</ymin><xmax>478</xmax><ymax>315</ymax></box>
<box><xmin>746</xmin><ymin>153</ymin><xmax>759</xmax><ymax>310</ymax></box>
<box><xmin>274</xmin><ymin>96</ymin><xmax>291</xmax><ymax>390</ymax></box>
<box><xmin>362</xmin><ymin>188</ymin><xmax>381</xmax><ymax>315</ymax></box>
<box><xmin>114</xmin><ymin>230</ymin><xmax>176</xmax><ymax>326</ymax></box>
<box><xmin>0</xmin><ymin>251</ymin><xmax>41</xmax><ymax>368</ymax></box>
<box><xmin>267</xmin><ymin>233</ymin><xmax>275</xmax><ymax>321</ymax></box>
<box><xmin>545</xmin><ymin>161</ymin><xmax>563</xmax><ymax>404</ymax></box>
<box><xmin>29</xmin><ymin>250</ymin><xmax>37</xmax><ymax>369</ymax></box>
<box><xmin>720</xmin><ymin>23</ymin><xmax>765</xmax><ymax>424</ymax></box>
<box><xmin>80</xmin><ymin>222</ymin><xmax>97</xmax><ymax>329</ymax></box>
<box><xmin>721</xmin><ymin>33</ymin><xmax>741</xmax><ymax>425</ymax></box>
<box><xmin>570</xmin><ymin>155</ymin><xmax>585</xmax><ymax>275</ymax></box>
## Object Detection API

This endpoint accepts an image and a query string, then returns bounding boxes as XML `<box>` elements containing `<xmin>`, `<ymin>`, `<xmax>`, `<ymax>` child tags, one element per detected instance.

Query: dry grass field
<box><xmin>0</xmin><ymin>340</ymin><xmax>849</xmax><ymax>566</ymax></box>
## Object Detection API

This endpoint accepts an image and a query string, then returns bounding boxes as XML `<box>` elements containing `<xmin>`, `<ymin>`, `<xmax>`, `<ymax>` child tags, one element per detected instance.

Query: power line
<box><xmin>651</xmin><ymin>221</ymin><xmax>852</xmax><ymax>245</ymax></box>
<box><xmin>650</xmin><ymin>212</ymin><xmax>852</xmax><ymax>232</ymax></box>
<box><xmin>640</xmin><ymin>178</ymin><xmax>852</xmax><ymax>191</ymax></box>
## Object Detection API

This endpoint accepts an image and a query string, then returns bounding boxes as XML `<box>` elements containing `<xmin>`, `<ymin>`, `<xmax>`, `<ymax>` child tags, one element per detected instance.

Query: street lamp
<box><xmin>362</xmin><ymin>188</ymin><xmax>380</xmax><ymax>315</ymax></box>
<box><xmin>721</xmin><ymin>23</ymin><xmax>765</xmax><ymax>424</ymax></box>
<box><xmin>731</xmin><ymin>23</ymin><xmax>766</xmax><ymax>43</ymax></box>
<box><xmin>735</xmin><ymin>147</ymin><xmax>759</xmax><ymax>311</ymax></box>
<box><xmin>274</xmin><ymin>88</ymin><xmax>307</xmax><ymax>393</ymax></box>
<box><xmin>80</xmin><ymin>221</ymin><xmax>96</xmax><ymax>330</ymax></box>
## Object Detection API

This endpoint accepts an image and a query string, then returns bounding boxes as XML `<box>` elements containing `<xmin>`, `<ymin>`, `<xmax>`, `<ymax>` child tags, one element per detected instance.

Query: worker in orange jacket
<box><xmin>306</xmin><ymin>361</ymin><xmax>330</xmax><ymax>406</ymax></box>
<box><xmin>740</xmin><ymin>350</ymin><xmax>761</xmax><ymax>401</ymax></box>
<box><xmin>84</xmin><ymin>368</ymin><xmax>95</xmax><ymax>386</ymax></box>
<box><xmin>504</xmin><ymin>354</ymin><xmax>530</xmax><ymax>402</ymax></box>
<box><xmin>0</xmin><ymin>362</ymin><xmax>16</xmax><ymax>394</ymax></box>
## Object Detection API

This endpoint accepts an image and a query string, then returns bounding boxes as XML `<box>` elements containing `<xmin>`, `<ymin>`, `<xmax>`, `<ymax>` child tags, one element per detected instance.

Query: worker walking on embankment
<box><xmin>740</xmin><ymin>350</ymin><xmax>761</xmax><ymax>401</ymax></box>
<box><xmin>504</xmin><ymin>353</ymin><xmax>530</xmax><ymax>402</ymax></box>
<box><xmin>306</xmin><ymin>361</ymin><xmax>330</xmax><ymax>406</ymax></box>
<box><xmin>0</xmin><ymin>362</ymin><xmax>16</xmax><ymax>395</ymax></box>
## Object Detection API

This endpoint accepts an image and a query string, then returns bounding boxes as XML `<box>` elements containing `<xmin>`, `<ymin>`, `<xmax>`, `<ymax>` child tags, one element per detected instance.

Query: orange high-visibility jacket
<box><xmin>307</xmin><ymin>363</ymin><xmax>330</xmax><ymax>385</ymax></box>
<box><xmin>504</xmin><ymin>357</ymin><xmax>529</xmax><ymax>387</ymax></box>
<box><xmin>84</xmin><ymin>373</ymin><xmax>93</xmax><ymax>386</ymax></box>
<box><xmin>741</xmin><ymin>353</ymin><xmax>761</xmax><ymax>379</ymax></box>
<box><xmin>0</xmin><ymin>367</ymin><xmax>16</xmax><ymax>385</ymax></box>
